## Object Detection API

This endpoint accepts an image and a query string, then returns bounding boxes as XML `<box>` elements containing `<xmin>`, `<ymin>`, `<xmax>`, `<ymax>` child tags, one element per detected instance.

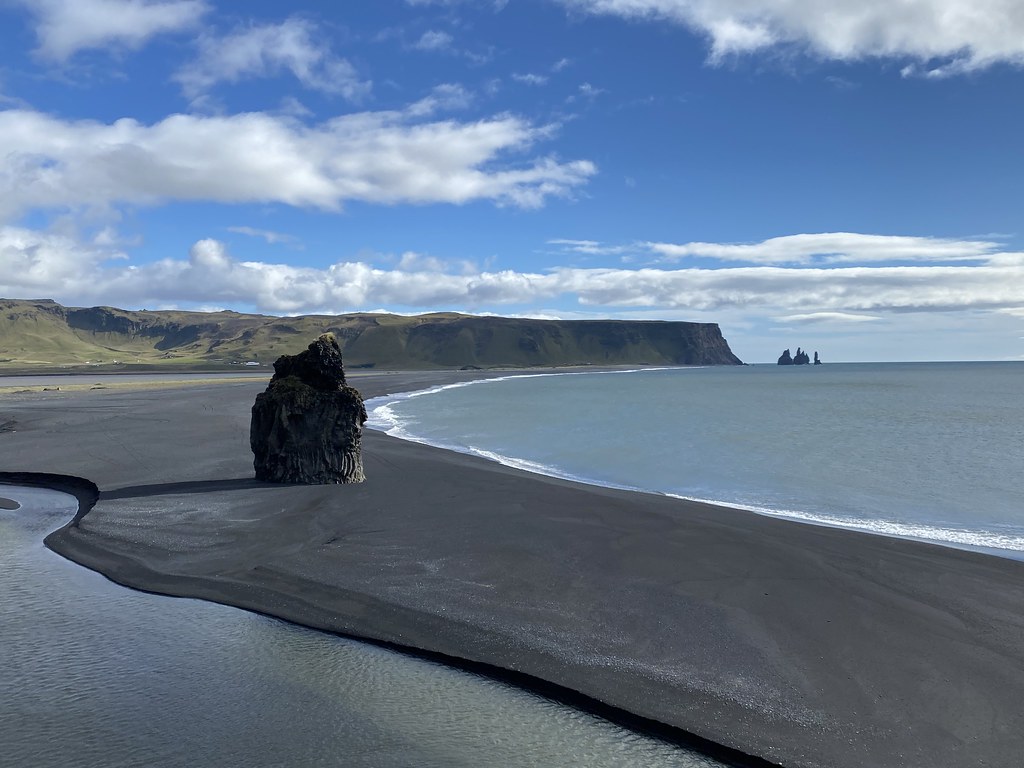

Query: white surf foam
<box><xmin>365</xmin><ymin>367</ymin><xmax>683</xmax><ymax>434</ymax></box>
<box><xmin>666</xmin><ymin>494</ymin><xmax>1024</xmax><ymax>555</ymax></box>
<box><xmin>365</xmin><ymin>369</ymin><xmax>1024</xmax><ymax>559</ymax></box>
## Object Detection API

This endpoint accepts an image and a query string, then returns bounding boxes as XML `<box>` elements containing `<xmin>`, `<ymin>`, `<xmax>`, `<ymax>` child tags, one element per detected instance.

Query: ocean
<box><xmin>367</xmin><ymin>362</ymin><xmax>1024</xmax><ymax>560</ymax></box>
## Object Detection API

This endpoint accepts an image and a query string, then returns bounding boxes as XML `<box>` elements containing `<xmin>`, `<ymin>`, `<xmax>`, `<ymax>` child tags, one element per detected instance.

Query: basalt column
<box><xmin>250</xmin><ymin>333</ymin><xmax>367</xmax><ymax>484</ymax></box>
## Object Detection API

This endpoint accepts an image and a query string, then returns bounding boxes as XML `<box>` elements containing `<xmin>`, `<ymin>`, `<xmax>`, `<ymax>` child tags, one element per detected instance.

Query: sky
<box><xmin>1</xmin><ymin>0</ymin><xmax>1023</xmax><ymax>363</ymax></box>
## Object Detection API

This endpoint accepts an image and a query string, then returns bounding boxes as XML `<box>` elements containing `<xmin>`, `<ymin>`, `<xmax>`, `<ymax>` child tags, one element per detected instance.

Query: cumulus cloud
<box><xmin>3</xmin><ymin>229</ymin><xmax>1023</xmax><ymax>318</ymax></box>
<box><xmin>647</xmin><ymin>233</ymin><xmax>1001</xmax><ymax>265</ymax></box>
<box><xmin>0</xmin><ymin>226</ymin><xmax>127</xmax><ymax>294</ymax></box>
<box><xmin>21</xmin><ymin>0</ymin><xmax>207</xmax><ymax>61</ymax></box>
<box><xmin>0</xmin><ymin>104</ymin><xmax>596</xmax><ymax>219</ymax></box>
<box><xmin>557</xmin><ymin>0</ymin><xmax>1024</xmax><ymax>74</ymax></box>
<box><xmin>175</xmin><ymin>17</ymin><xmax>371</xmax><ymax>101</ymax></box>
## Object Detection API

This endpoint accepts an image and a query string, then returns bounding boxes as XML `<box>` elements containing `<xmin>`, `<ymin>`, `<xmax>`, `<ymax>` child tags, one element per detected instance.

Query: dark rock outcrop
<box><xmin>250</xmin><ymin>334</ymin><xmax>367</xmax><ymax>484</ymax></box>
<box><xmin>778</xmin><ymin>347</ymin><xmax>812</xmax><ymax>366</ymax></box>
<box><xmin>814</xmin><ymin>351</ymin><xmax>822</xmax><ymax>365</ymax></box>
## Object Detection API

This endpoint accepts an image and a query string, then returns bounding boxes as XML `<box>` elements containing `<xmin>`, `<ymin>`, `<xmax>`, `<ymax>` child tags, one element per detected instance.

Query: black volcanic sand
<box><xmin>3</xmin><ymin>372</ymin><xmax>1024</xmax><ymax>768</ymax></box>
<box><xmin>0</xmin><ymin>496</ymin><xmax>19</xmax><ymax>509</ymax></box>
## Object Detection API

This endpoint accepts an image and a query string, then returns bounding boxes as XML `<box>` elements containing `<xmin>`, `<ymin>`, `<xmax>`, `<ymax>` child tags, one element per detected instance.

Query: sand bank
<box><xmin>3</xmin><ymin>371</ymin><xmax>1023</xmax><ymax>768</ymax></box>
<box><xmin>0</xmin><ymin>375</ymin><xmax>269</xmax><ymax>396</ymax></box>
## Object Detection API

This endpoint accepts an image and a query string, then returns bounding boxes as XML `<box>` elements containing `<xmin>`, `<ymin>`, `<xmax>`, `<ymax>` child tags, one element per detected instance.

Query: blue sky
<box><xmin>1</xmin><ymin>0</ymin><xmax>1023</xmax><ymax>362</ymax></box>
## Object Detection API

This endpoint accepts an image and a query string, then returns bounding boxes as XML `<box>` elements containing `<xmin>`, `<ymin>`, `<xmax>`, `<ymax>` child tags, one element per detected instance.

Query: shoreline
<box><xmin>3</xmin><ymin>371</ymin><xmax>1024</xmax><ymax>767</ymax></box>
<box><xmin>0</xmin><ymin>478</ymin><xmax>763</xmax><ymax>768</ymax></box>
<box><xmin>366</xmin><ymin>369</ymin><xmax>1024</xmax><ymax>563</ymax></box>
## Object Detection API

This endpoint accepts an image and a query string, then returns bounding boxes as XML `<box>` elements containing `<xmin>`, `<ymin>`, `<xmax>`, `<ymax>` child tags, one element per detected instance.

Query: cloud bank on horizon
<box><xmin>1</xmin><ymin>0</ymin><xmax>1023</xmax><ymax>362</ymax></box>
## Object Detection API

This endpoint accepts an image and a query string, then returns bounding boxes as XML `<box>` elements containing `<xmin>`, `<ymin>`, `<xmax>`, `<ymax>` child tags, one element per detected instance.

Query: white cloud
<box><xmin>278</xmin><ymin>96</ymin><xmax>313</xmax><ymax>118</ymax></box>
<box><xmin>557</xmin><ymin>0</ymin><xmax>1024</xmax><ymax>74</ymax></box>
<box><xmin>647</xmin><ymin>233</ymin><xmax>1001</xmax><ymax>265</ymax></box>
<box><xmin>549</xmin><ymin>263</ymin><xmax>1024</xmax><ymax>313</ymax></box>
<box><xmin>406</xmin><ymin>0</ymin><xmax>509</xmax><ymax>9</ymax></box>
<box><xmin>0</xmin><ymin>226</ymin><xmax>126</xmax><ymax>294</ymax></box>
<box><xmin>4</xmin><ymin>229</ymin><xmax>1023</xmax><ymax>319</ymax></box>
<box><xmin>0</xmin><ymin>104</ymin><xmax>596</xmax><ymax>218</ymax></box>
<box><xmin>774</xmin><ymin>312</ymin><xmax>882</xmax><ymax>324</ymax></box>
<box><xmin>394</xmin><ymin>250</ymin><xmax>480</xmax><ymax>276</ymax></box>
<box><xmin>413</xmin><ymin>30</ymin><xmax>454</xmax><ymax>51</ymax></box>
<box><xmin>513</xmin><ymin>73</ymin><xmax>549</xmax><ymax>86</ymax></box>
<box><xmin>227</xmin><ymin>226</ymin><xmax>300</xmax><ymax>247</ymax></box>
<box><xmin>403</xmin><ymin>28</ymin><xmax>493</xmax><ymax>63</ymax></box>
<box><xmin>175</xmin><ymin>17</ymin><xmax>370</xmax><ymax>101</ymax></box>
<box><xmin>547</xmin><ymin>238</ymin><xmax>633</xmax><ymax>256</ymax></box>
<box><xmin>22</xmin><ymin>0</ymin><xmax>207</xmax><ymax>61</ymax></box>
<box><xmin>405</xmin><ymin>83</ymin><xmax>473</xmax><ymax>116</ymax></box>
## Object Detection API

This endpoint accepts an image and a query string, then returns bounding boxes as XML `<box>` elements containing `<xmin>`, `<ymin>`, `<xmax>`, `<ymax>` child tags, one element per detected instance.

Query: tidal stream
<box><xmin>1</xmin><ymin>485</ymin><xmax>722</xmax><ymax>768</ymax></box>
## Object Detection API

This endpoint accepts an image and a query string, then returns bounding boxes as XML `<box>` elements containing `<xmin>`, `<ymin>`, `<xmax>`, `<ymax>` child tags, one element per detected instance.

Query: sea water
<box><xmin>368</xmin><ymin>362</ymin><xmax>1024</xmax><ymax>559</ymax></box>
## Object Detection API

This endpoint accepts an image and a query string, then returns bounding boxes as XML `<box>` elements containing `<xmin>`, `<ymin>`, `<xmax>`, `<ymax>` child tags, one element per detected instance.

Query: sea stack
<box><xmin>778</xmin><ymin>347</ymin><xmax>811</xmax><ymax>365</ymax></box>
<box><xmin>250</xmin><ymin>333</ymin><xmax>367</xmax><ymax>484</ymax></box>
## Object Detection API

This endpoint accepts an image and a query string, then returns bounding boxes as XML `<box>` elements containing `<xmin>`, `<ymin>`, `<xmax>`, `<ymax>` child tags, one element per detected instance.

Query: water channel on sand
<box><xmin>1</xmin><ymin>485</ymin><xmax>723</xmax><ymax>768</ymax></box>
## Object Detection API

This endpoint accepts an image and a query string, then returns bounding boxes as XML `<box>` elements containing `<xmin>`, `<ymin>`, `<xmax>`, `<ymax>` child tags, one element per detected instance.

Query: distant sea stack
<box><xmin>250</xmin><ymin>334</ymin><xmax>367</xmax><ymax>484</ymax></box>
<box><xmin>778</xmin><ymin>348</ymin><xmax>818</xmax><ymax>366</ymax></box>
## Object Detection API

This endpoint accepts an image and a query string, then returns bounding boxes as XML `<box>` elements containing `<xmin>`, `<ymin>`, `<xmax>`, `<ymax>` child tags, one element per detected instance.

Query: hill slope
<box><xmin>0</xmin><ymin>299</ymin><xmax>743</xmax><ymax>371</ymax></box>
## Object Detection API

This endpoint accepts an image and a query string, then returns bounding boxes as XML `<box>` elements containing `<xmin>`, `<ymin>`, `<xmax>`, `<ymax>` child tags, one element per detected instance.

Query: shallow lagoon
<box><xmin>1</xmin><ymin>484</ymin><xmax>721</xmax><ymax>768</ymax></box>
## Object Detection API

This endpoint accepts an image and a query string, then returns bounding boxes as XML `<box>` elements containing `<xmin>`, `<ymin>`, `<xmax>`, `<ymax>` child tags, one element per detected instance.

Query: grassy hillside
<box><xmin>0</xmin><ymin>299</ymin><xmax>743</xmax><ymax>372</ymax></box>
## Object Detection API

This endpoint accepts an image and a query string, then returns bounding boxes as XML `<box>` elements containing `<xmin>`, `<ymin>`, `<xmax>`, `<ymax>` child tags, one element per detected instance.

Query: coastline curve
<box><xmin>5</xmin><ymin>373</ymin><xmax>1024</xmax><ymax>768</ymax></box>
<box><xmin>17</xmin><ymin>472</ymin><xmax>770</xmax><ymax>768</ymax></box>
<box><xmin>0</xmin><ymin>471</ymin><xmax>98</xmax><ymax>523</ymax></box>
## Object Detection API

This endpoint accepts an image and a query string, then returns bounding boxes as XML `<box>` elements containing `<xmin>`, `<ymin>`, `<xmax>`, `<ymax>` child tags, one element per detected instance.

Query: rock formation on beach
<box><xmin>250</xmin><ymin>333</ymin><xmax>367</xmax><ymax>484</ymax></box>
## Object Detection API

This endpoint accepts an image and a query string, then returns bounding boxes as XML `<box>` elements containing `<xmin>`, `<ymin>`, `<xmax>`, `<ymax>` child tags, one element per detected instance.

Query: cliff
<box><xmin>0</xmin><ymin>298</ymin><xmax>743</xmax><ymax>371</ymax></box>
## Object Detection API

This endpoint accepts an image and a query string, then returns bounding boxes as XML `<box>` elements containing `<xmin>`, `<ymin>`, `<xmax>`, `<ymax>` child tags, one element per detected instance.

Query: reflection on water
<box><xmin>0</xmin><ymin>486</ymin><xmax>722</xmax><ymax>768</ymax></box>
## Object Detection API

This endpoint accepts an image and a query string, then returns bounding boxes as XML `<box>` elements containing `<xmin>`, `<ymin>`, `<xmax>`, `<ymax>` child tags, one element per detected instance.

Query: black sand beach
<box><xmin>3</xmin><ymin>372</ymin><xmax>1024</xmax><ymax>768</ymax></box>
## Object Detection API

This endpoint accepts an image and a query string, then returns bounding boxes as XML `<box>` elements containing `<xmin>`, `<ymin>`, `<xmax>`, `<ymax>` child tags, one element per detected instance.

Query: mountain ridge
<box><xmin>0</xmin><ymin>298</ymin><xmax>743</xmax><ymax>372</ymax></box>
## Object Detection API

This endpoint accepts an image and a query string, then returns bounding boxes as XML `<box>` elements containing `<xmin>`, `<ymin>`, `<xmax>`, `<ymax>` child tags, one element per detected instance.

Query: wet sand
<box><xmin>0</xmin><ymin>496</ymin><xmax>19</xmax><ymax>509</ymax></box>
<box><xmin>3</xmin><ymin>371</ymin><xmax>1024</xmax><ymax>768</ymax></box>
